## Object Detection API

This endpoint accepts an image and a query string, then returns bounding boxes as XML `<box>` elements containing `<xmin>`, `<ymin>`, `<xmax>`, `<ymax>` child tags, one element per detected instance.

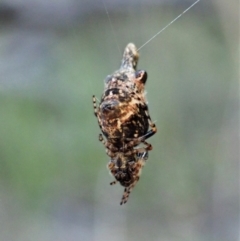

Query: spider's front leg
<box><xmin>99</xmin><ymin>134</ymin><xmax>118</xmax><ymax>157</ymax></box>
<box><xmin>92</xmin><ymin>95</ymin><xmax>98</xmax><ymax>117</ymax></box>
<box><xmin>141</xmin><ymin>104</ymin><xmax>157</xmax><ymax>140</ymax></box>
<box><xmin>122</xmin><ymin>140</ymin><xmax>152</xmax><ymax>155</ymax></box>
<box><xmin>92</xmin><ymin>95</ymin><xmax>104</xmax><ymax>132</ymax></box>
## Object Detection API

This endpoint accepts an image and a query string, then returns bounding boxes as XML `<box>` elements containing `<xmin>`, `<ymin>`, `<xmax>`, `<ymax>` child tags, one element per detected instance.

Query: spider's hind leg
<box><xmin>120</xmin><ymin>177</ymin><xmax>140</xmax><ymax>205</ymax></box>
<box><xmin>120</xmin><ymin>187</ymin><xmax>130</xmax><ymax>205</ymax></box>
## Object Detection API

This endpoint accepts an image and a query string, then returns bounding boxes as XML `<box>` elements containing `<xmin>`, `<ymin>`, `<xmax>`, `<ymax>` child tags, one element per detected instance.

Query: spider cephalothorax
<box><xmin>108</xmin><ymin>151</ymin><xmax>149</xmax><ymax>205</ymax></box>
<box><xmin>93</xmin><ymin>43</ymin><xmax>157</xmax><ymax>205</ymax></box>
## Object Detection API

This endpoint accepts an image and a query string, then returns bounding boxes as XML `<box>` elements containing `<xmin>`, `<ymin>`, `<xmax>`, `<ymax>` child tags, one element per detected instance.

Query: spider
<box><xmin>93</xmin><ymin>43</ymin><xmax>157</xmax><ymax>204</ymax></box>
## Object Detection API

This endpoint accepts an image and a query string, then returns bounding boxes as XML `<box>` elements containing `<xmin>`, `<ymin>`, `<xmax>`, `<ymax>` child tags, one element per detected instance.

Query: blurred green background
<box><xmin>0</xmin><ymin>0</ymin><xmax>238</xmax><ymax>241</ymax></box>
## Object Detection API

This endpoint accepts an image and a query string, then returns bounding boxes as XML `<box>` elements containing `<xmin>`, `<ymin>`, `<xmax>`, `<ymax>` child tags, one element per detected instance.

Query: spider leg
<box><xmin>141</xmin><ymin>104</ymin><xmax>157</xmax><ymax>140</ymax></box>
<box><xmin>137</xmin><ymin>150</ymin><xmax>149</xmax><ymax>162</ymax></box>
<box><xmin>92</xmin><ymin>95</ymin><xmax>99</xmax><ymax>117</ymax></box>
<box><xmin>110</xmin><ymin>180</ymin><xmax>118</xmax><ymax>185</ymax></box>
<box><xmin>122</xmin><ymin>135</ymin><xmax>154</xmax><ymax>151</ymax></box>
<box><xmin>99</xmin><ymin>134</ymin><xmax>118</xmax><ymax>156</ymax></box>
<box><xmin>93</xmin><ymin>95</ymin><xmax>105</xmax><ymax>133</ymax></box>
<box><xmin>122</xmin><ymin>141</ymin><xmax>152</xmax><ymax>157</ymax></box>
<box><xmin>138</xmin><ymin>141</ymin><xmax>152</xmax><ymax>151</ymax></box>
<box><xmin>120</xmin><ymin>187</ymin><xmax>131</xmax><ymax>205</ymax></box>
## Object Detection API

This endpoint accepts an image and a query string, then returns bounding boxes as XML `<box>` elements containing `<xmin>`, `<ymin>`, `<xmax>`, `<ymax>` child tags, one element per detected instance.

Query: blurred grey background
<box><xmin>0</xmin><ymin>0</ymin><xmax>239</xmax><ymax>241</ymax></box>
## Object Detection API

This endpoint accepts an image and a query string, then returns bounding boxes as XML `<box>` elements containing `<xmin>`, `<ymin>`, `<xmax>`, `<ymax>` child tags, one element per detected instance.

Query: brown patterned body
<box><xmin>108</xmin><ymin>151</ymin><xmax>148</xmax><ymax>205</ymax></box>
<box><xmin>93</xmin><ymin>43</ymin><xmax>157</xmax><ymax>204</ymax></box>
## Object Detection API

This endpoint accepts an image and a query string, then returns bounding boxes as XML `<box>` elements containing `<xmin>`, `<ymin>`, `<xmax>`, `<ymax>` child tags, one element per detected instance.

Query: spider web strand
<box><xmin>138</xmin><ymin>0</ymin><xmax>201</xmax><ymax>51</ymax></box>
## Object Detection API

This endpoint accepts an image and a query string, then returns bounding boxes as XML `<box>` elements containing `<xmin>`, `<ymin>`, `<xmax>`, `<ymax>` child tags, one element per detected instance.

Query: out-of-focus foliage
<box><xmin>0</xmin><ymin>1</ymin><xmax>238</xmax><ymax>241</ymax></box>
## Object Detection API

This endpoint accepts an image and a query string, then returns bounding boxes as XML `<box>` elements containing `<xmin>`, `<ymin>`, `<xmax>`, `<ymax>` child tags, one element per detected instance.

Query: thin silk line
<box><xmin>102</xmin><ymin>0</ymin><xmax>121</xmax><ymax>56</ymax></box>
<box><xmin>138</xmin><ymin>0</ymin><xmax>201</xmax><ymax>51</ymax></box>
